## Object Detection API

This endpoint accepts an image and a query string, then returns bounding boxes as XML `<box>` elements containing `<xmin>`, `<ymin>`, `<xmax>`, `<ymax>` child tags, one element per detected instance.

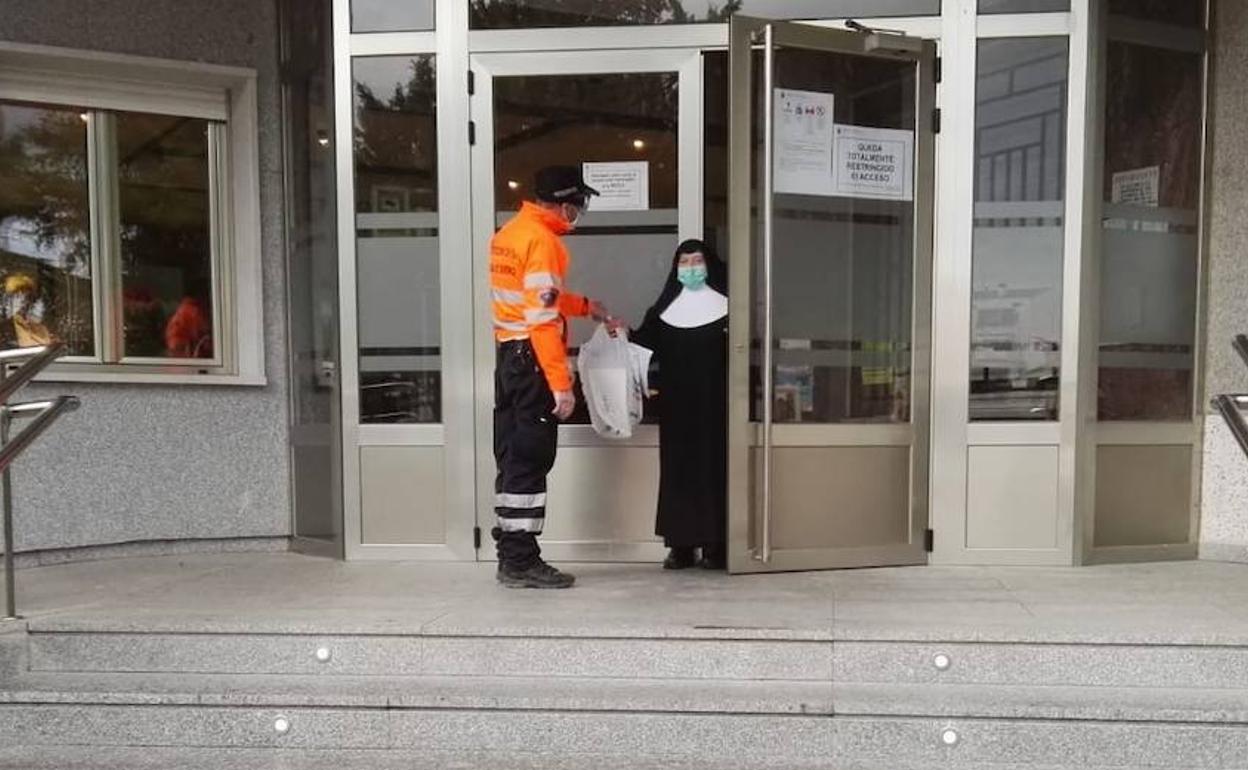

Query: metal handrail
<box><xmin>0</xmin><ymin>398</ymin><xmax>80</xmax><ymax>475</ymax></box>
<box><xmin>0</xmin><ymin>343</ymin><xmax>65</xmax><ymax>404</ymax></box>
<box><xmin>1212</xmin><ymin>337</ymin><xmax>1248</xmax><ymax>463</ymax></box>
<box><xmin>1234</xmin><ymin>335</ymin><xmax>1248</xmax><ymax>371</ymax></box>
<box><xmin>0</xmin><ymin>343</ymin><xmax>76</xmax><ymax>621</ymax></box>
<box><xmin>1212</xmin><ymin>394</ymin><xmax>1248</xmax><ymax>460</ymax></box>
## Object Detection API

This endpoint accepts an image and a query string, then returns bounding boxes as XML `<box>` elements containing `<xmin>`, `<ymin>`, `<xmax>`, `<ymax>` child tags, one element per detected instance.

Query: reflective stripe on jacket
<box><xmin>490</xmin><ymin>202</ymin><xmax>591</xmax><ymax>392</ymax></box>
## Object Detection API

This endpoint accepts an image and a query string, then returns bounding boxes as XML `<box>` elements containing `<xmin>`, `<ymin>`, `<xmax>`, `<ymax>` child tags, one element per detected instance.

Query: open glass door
<box><xmin>726</xmin><ymin>17</ymin><xmax>936</xmax><ymax>573</ymax></box>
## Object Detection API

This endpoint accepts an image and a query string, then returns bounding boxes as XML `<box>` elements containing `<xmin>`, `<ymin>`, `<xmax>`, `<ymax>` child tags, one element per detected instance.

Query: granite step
<box><xmin>25</xmin><ymin>623</ymin><xmax>1248</xmax><ymax>690</ymax></box>
<box><xmin>24</xmin><ymin>627</ymin><xmax>832</xmax><ymax>680</ymax></box>
<box><xmin>0</xmin><ymin>745</ymin><xmax>1186</xmax><ymax>770</ymax></box>
<box><xmin>0</xmin><ymin>670</ymin><xmax>835</xmax><ymax>715</ymax></box>
<box><xmin>833</xmin><ymin>638</ymin><xmax>1248</xmax><ymax>689</ymax></box>
<box><xmin>2</xmin><ymin>671</ymin><xmax>1246</xmax><ymax>724</ymax></box>
<box><xmin>1</xmin><ymin>704</ymin><xmax>1246</xmax><ymax>767</ymax></box>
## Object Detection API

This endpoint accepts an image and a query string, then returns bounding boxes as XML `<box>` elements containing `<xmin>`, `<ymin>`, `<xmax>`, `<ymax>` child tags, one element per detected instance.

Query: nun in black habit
<box><xmin>632</xmin><ymin>239</ymin><xmax>729</xmax><ymax>570</ymax></box>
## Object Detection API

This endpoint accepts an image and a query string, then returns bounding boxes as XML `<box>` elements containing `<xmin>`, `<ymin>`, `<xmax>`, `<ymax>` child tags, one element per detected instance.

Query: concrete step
<box><xmin>1</xmin><ymin>704</ymin><xmax>1247</xmax><ymax>767</ymax></box>
<box><xmin>26</xmin><ymin>624</ymin><xmax>1248</xmax><ymax>691</ymax></box>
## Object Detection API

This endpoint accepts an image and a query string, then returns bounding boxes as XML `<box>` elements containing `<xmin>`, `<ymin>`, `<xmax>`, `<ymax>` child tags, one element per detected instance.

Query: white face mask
<box><xmin>562</xmin><ymin>203</ymin><xmax>583</xmax><ymax>228</ymax></box>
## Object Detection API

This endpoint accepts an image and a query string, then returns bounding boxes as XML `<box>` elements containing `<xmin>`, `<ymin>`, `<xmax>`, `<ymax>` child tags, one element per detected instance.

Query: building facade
<box><xmin>1</xmin><ymin>0</ymin><xmax>1244</xmax><ymax>570</ymax></box>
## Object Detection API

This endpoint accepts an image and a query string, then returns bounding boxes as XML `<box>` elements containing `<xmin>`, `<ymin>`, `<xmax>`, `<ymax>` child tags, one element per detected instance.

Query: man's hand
<box><xmin>552</xmin><ymin>389</ymin><xmax>576</xmax><ymax>421</ymax></box>
<box><xmin>588</xmin><ymin>300</ymin><xmax>610</xmax><ymax>323</ymax></box>
<box><xmin>605</xmin><ymin>316</ymin><xmax>628</xmax><ymax>337</ymax></box>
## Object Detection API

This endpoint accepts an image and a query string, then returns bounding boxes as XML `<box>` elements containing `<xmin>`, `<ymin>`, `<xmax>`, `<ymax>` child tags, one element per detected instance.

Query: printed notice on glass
<box><xmin>583</xmin><ymin>161</ymin><xmax>649</xmax><ymax>211</ymax></box>
<box><xmin>1111</xmin><ymin>166</ymin><xmax>1159</xmax><ymax>207</ymax></box>
<box><xmin>832</xmin><ymin>124</ymin><xmax>914</xmax><ymax>201</ymax></box>
<box><xmin>774</xmin><ymin>89</ymin><xmax>835</xmax><ymax>196</ymax></box>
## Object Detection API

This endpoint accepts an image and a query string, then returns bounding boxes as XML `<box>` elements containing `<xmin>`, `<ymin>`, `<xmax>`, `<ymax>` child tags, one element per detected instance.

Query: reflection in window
<box><xmin>117</xmin><ymin>113</ymin><xmax>215</xmax><ymax>360</ymax></box>
<box><xmin>1097</xmin><ymin>42</ymin><xmax>1202</xmax><ymax>421</ymax></box>
<box><xmin>969</xmin><ymin>38</ymin><xmax>1068</xmax><ymax>421</ymax></box>
<box><xmin>0</xmin><ymin>102</ymin><xmax>94</xmax><ymax>355</ymax></box>
<box><xmin>492</xmin><ymin>72</ymin><xmax>680</xmax><ymax>425</ymax></box>
<box><xmin>703</xmin><ymin>52</ymin><xmax>729</xmax><ymax>255</ymax></box>
<box><xmin>1107</xmin><ymin>0</ymin><xmax>1203</xmax><ymax>28</ymax></box>
<box><xmin>760</xmin><ymin>49</ymin><xmax>917</xmax><ymax>425</ymax></box>
<box><xmin>352</xmin><ymin>0</ymin><xmax>434</xmax><ymax>32</ymax></box>
<box><xmin>978</xmin><ymin>0</ymin><xmax>1068</xmax><ymax>12</ymax></box>
<box><xmin>469</xmin><ymin>0</ymin><xmax>939</xmax><ymax>28</ymax></box>
<box><xmin>353</xmin><ymin>56</ymin><xmax>441</xmax><ymax>423</ymax></box>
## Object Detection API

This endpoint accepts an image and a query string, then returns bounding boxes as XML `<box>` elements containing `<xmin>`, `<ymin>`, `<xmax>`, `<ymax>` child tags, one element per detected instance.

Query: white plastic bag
<box><xmin>578</xmin><ymin>325</ymin><xmax>652</xmax><ymax>439</ymax></box>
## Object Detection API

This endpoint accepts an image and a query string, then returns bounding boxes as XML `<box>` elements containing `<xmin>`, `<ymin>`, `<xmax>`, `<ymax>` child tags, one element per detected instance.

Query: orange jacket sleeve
<box><xmin>559</xmin><ymin>291</ymin><xmax>590</xmax><ymax>318</ymax></box>
<box><xmin>522</xmin><ymin>239</ymin><xmax>575</xmax><ymax>392</ymax></box>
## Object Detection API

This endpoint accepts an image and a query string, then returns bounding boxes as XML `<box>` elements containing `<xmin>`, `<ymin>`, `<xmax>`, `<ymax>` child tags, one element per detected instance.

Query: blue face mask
<box><xmin>677</xmin><ymin>265</ymin><xmax>708</xmax><ymax>290</ymax></box>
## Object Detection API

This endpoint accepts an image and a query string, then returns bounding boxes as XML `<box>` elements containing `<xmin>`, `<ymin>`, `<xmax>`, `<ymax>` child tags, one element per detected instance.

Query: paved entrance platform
<box><xmin>7</xmin><ymin>552</ymin><xmax>1248</xmax><ymax>642</ymax></box>
<box><xmin>2</xmin><ymin>553</ymin><xmax>1248</xmax><ymax>769</ymax></box>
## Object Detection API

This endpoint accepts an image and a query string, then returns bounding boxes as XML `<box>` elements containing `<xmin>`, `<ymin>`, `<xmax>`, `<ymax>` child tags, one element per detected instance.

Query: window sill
<box><xmin>33</xmin><ymin>370</ymin><xmax>268</xmax><ymax>387</ymax></box>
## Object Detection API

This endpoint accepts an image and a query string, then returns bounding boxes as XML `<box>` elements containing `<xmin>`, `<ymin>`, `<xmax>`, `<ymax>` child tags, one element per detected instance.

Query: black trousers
<box><xmin>493</xmin><ymin>340</ymin><xmax>558</xmax><ymax>567</ymax></box>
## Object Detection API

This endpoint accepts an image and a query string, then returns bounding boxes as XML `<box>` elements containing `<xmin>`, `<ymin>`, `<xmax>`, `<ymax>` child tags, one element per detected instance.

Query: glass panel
<box><xmin>470</xmin><ymin>0</ymin><xmax>938</xmax><ymax>28</ymax></box>
<box><xmin>492</xmin><ymin>72</ymin><xmax>679</xmax><ymax>425</ymax></box>
<box><xmin>0</xmin><ymin>101</ymin><xmax>94</xmax><ymax>355</ymax></box>
<box><xmin>1108</xmin><ymin>0</ymin><xmax>1204</xmax><ymax>29</ymax></box>
<box><xmin>978</xmin><ymin>0</ymin><xmax>1068</xmax><ymax>12</ymax></box>
<box><xmin>282</xmin><ymin>0</ymin><xmax>341</xmax><ymax>543</ymax></box>
<box><xmin>354</xmin><ymin>55</ymin><xmax>441</xmax><ymax>424</ymax></box>
<box><xmin>116</xmin><ymin>112</ymin><xmax>215</xmax><ymax>360</ymax></box>
<box><xmin>704</xmin><ymin>51</ymin><xmax>729</xmax><ymax>254</ymax></box>
<box><xmin>969</xmin><ymin>38</ymin><xmax>1068</xmax><ymax>421</ymax></box>
<box><xmin>1097</xmin><ymin>42</ymin><xmax>1202</xmax><ymax>421</ymax></box>
<box><xmin>758</xmin><ymin>48</ymin><xmax>917</xmax><ymax>424</ymax></box>
<box><xmin>352</xmin><ymin>0</ymin><xmax>435</xmax><ymax>32</ymax></box>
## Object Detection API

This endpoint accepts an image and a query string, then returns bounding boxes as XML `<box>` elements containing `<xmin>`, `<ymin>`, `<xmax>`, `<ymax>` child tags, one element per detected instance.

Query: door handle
<box><xmin>315</xmin><ymin>359</ymin><xmax>337</xmax><ymax>389</ymax></box>
<box><xmin>759</xmin><ymin>22</ymin><xmax>776</xmax><ymax>564</ymax></box>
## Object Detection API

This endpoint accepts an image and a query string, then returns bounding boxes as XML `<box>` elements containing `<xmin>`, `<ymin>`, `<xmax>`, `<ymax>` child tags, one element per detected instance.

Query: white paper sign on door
<box><xmin>1111</xmin><ymin>166</ymin><xmax>1159</xmax><ymax>207</ymax></box>
<box><xmin>832</xmin><ymin>124</ymin><xmax>914</xmax><ymax>201</ymax></box>
<box><xmin>582</xmin><ymin>161</ymin><xmax>650</xmax><ymax>211</ymax></box>
<box><xmin>774</xmin><ymin>89</ymin><xmax>835</xmax><ymax>197</ymax></box>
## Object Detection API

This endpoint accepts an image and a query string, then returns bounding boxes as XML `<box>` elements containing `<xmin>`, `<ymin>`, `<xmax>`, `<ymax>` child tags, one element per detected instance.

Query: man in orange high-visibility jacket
<box><xmin>490</xmin><ymin>166</ymin><xmax>614</xmax><ymax>589</ymax></box>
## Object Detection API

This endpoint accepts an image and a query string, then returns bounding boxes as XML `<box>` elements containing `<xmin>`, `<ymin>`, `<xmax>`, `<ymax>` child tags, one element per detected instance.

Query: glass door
<box><xmin>726</xmin><ymin>17</ymin><xmax>937</xmax><ymax>572</ymax></box>
<box><xmin>469</xmin><ymin>50</ymin><xmax>702</xmax><ymax>561</ymax></box>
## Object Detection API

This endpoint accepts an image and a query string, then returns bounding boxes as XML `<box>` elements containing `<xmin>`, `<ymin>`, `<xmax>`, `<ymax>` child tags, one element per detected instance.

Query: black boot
<box><xmin>497</xmin><ymin>560</ymin><xmax>576</xmax><ymax>589</ymax></box>
<box><xmin>663</xmin><ymin>546</ymin><xmax>698</xmax><ymax>570</ymax></box>
<box><xmin>493</xmin><ymin>528</ymin><xmax>575</xmax><ymax>589</ymax></box>
<box><xmin>699</xmin><ymin>543</ymin><xmax>726</xmax><ymax>570</ymax></box>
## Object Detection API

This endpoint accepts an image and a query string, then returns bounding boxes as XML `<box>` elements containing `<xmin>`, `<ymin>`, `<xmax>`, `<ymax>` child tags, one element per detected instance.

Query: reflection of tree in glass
<box><xmin>115</xmin><ymin>113</ymin><xmax>213</xmax><ymax>358</ymax></box>
<box><xmin>1103</xmin><ymin>43</ymin><xmax>1201</xmax><ymax>210</ymax></box>
<box><xmin>353</xmin><ymin>57</ymin><xmax>438</xmax><ymax>214</ymax></box>
<box><xmin>1107</xmin><ymin>0</ymin><xmax>1202</xmax><ymax>28</ymax></box>
<box><xmin>470</xmin><ymin>0</ymin><xmax>742</xmax><ymax>28</ymax></box>
<box><xmin>493</xmin><ymin>71</ymin><xmax>680</xmax><ymax>207</ymax></box>
<box><xmin>0</xmin><ymin>105</ymin><xmax>93</xmax><ymax>354</ymax></box>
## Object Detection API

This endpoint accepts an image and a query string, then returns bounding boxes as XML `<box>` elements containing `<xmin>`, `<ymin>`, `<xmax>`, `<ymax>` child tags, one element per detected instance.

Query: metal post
<box><xmin>1</xmin><ymin>390</ymin><xmax>14</xmax><ymax>622</ymax></box>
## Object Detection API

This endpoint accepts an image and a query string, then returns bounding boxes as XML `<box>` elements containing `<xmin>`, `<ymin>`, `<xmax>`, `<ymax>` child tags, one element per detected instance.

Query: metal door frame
<box><xmin>726</xmin><ymin>16</ymin><xmax>938</xmax><ymax>573</ymax></box>
<box><xmin>468</xmin><ymin>48</ymin><xmax>704</xmax><ymax>561</ymax></box>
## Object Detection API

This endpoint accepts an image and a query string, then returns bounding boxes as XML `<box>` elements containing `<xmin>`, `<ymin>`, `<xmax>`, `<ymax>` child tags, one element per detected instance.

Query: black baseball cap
<box><xmin>534</xmin><ymin>166</ymin><xmax>600</xmax><ymax>205</ymax></box>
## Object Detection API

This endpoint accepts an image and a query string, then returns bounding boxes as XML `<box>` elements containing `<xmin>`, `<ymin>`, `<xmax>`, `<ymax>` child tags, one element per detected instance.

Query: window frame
<box><xmin>0</xmin><ymin>42</ymin><xmax>266</xmax><ymax>386</ymax></box>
